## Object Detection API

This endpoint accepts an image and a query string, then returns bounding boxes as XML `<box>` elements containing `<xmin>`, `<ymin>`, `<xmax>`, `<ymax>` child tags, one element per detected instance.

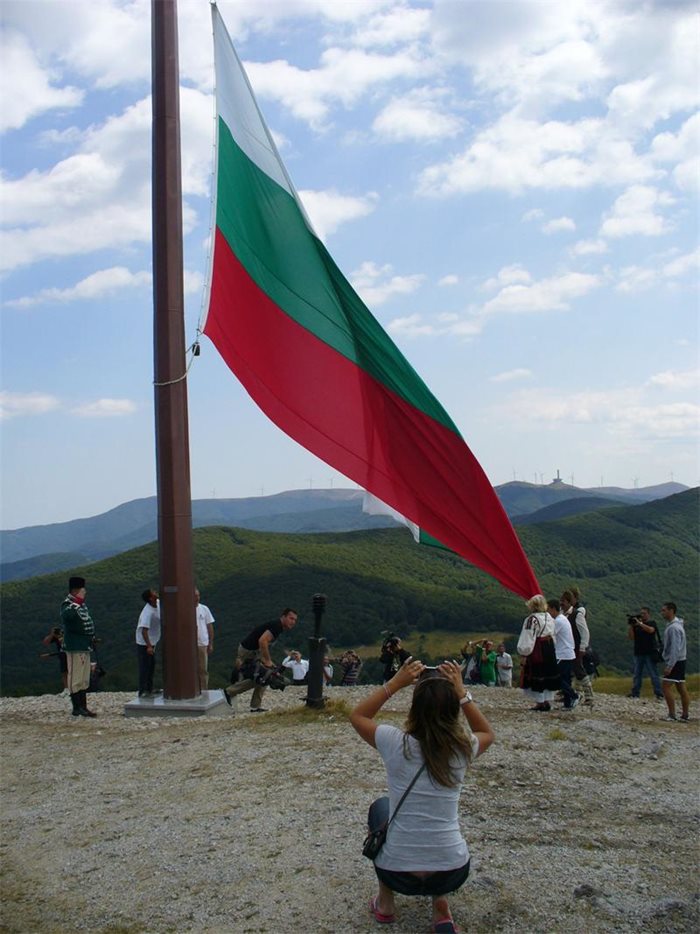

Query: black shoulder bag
<box><xmin>362</xmin><ymin>763</ymin><xmax>426</xmax><ymax>860</ymax></box>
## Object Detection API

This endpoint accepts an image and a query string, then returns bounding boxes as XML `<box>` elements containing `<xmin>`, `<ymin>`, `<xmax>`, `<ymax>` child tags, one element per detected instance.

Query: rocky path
<box><xmin>1</xmin><ymin>686</ymin><xmax>698</xmax><ymax>933</ymax></box>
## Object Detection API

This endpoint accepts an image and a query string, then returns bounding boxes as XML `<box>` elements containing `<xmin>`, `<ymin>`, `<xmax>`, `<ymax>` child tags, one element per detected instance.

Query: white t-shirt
<box><xmin>196</xmin><ymin>603</ymin><xmax>215</xmax><ymax>646</ymax></box>
<box><xmin>496</xmin><ymin>652</ymin><xmax>512</xmax><ymax>676</ymax></box>
<box><xmin>374</xmin><ymin>723</ymin><xmax>479</xmax><ymax>872</ymax></box>
<box><xmin>553</xmin><ymin>613</ymin><xmax>576</xmax><ymax>660</ymax></box>
<box><xmin>136</xmin><ymin>602</ymin><xmax>161</xmax><ymax>647</ymax></box>
<box><xmin>282</xmin><ymin>656</ymin><xmax>309</xmax><ymax>679</ymax></box>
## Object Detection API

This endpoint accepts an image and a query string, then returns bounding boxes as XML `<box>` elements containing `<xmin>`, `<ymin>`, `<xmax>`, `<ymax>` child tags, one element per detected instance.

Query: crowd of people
<box><xmin>43</xmin><ymin>574</ymin><xmax>691</xmax><ymax>933</ymax></box>
<box><xmin>46</xmin><ymin>577</ymin><xmax>690</xmax><ymax>728</ymax></box>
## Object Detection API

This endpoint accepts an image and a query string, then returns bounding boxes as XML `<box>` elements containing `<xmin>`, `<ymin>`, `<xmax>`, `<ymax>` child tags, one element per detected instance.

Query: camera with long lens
<box><xmin>254</xmin><ymin>663</ymin><xmax>288</xmax><ymax>691</ymax></box>
<box><xmin>381</xmin><ymin>633</ymin><xmax>401</xmax><ymax>654</ymax></box>
<box><xmin>627</xmin><ymin>614</ymin><xmax>641</xmax><ymax>628</ymax></box>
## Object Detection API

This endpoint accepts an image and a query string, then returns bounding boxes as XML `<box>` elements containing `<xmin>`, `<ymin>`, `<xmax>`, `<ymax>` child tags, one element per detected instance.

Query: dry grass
<box><xmin>595</xmin><ymin>672</ymin><xmax>699</xmax><ymax>700</ymax></box>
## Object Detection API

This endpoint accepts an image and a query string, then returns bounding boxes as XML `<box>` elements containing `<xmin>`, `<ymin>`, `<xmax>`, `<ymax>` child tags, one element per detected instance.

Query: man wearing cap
<box><xmin>60</xmin><ymin>576</ymin><xmax>97</xmax><ymax>717</ymax></box>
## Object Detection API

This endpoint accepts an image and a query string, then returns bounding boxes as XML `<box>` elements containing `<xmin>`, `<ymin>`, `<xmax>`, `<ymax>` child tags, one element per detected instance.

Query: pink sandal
<box><xmin>369</xmin><ymin>896</ymin><xmax>396</xmax><ymax>924</ymax></box>
<box><xmin>432</xmin><ymin>919</ymin><xmax>458</xmax><ymax>933</ymax></box>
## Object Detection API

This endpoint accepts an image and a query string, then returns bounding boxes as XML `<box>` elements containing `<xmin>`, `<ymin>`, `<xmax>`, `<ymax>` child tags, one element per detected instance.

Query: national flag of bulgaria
<box><xmin>203</xmin><ymin>6</ymin><xmax>540</xmax><ymax>600</ymax></box>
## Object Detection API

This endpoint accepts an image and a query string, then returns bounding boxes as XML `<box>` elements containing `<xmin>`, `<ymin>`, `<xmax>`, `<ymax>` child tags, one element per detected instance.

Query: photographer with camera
<box><xmin>350</xmin><ymin>658</ymin><xmax>494</xmax><ymax>933</ymax></box>
<box><xmin>333</xmin><ymin>649</ymin><xmax>363</xmax><ymax>686</ymax></box>
<box><xmin>627</xmin><ymin>607</ymin><xmax>664</xmax><ymax>699</ymax></box>
<box><xmin>223</xmin><ymin>609</ymin><xmax>298</xmax><ymax>712</ymax></box>
<box><xmin>380</xmin><ymin>636</ymin><xmax>410</xmax><ymax>683</ymax></box>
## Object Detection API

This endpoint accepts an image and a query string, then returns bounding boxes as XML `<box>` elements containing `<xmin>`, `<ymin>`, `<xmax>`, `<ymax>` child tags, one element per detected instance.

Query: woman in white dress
<box><xmin>350</xmin><ymin>658</ymin><xmax>494</xmax><ymax>933</ymax></box>
<box><xmin>517</xmin><ymin>594</ymin><xmax>559</xmax><ymax>711</ymax></box>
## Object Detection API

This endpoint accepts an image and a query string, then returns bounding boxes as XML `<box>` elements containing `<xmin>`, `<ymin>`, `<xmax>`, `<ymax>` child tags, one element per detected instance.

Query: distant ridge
<box><xmin>1</xmin><ymin>488</ymin><xmax>697</xmax><ymax>695</ymax></box>
<box><xmin>514</xmin><ymin>496</ymin><xmax>631</xmax><ymax>525</ymax></box>
<box><xmin>1</xmin><ymin>481</ymin><xmax>689</xmax><ymax>581</ymax></box>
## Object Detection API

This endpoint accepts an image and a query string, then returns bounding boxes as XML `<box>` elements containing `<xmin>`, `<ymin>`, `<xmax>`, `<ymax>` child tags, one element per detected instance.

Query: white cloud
<box><xmin>438</xmin><ymin>274</ymin><xmax>459</xmax><ymax>287</ymax></box>
<box><xmin>599</xmin><ymin>185</ymin><xmax>675</xmax><ymax>238</ymax></box>
<box><xmin>542</xmin><ymin>216</ymin><xmax>575</xmax><ymax>234</ymax></box>
<box><xmin>522</xmin><ymin>208</ymin><xmax>544</xmax><ymax>222</ymax></box>
<box><xmin>615</xmin><ymin>265</ymin><xmax>658</xmax><ymax>294</ymax></box>
<box><xmin>615</xmin><ymin>247</ymin><xmax>700</xmax><ymax>293</ymax></box>
<box><xmin>5</xmin><ymin>267</ymin><xmax>151</xmax><ymax>308</ymax></box>
<box><xmin>662</xmin><ymin>248</ymin><xmax>700</xmax><ymax>279</ymax></box>
<box><xmin>605</xmin><ymin>15</ymin><xmax>700</xmax><ymax>131</ymax></box>
<box><xmin>184</xmin><ymin>269</ymin><xmax>205</xmax><ymax>296</ymax></box>
<box><xmin>373</xmin><ymin>87</ymin><xmax>462</xmax><ymax>142</ymax></box>
<box><xmin>481</xmin><ymin>264</ymin><xmax>532</xmax><ymax>292</ymax></box>
<box><xmin>350</xmin><ymin>261</ymin><xmax>425</xmax><ymax>307</ymax></box>
<box><xmin>245</xmin><ymin>45</ymin><xmax>429</xmax><ymax>129</ymax></box>
<box><xmin>412</xmin><ymin>266</ymin><xmax>602</xmax><ymax>342</ymax></box>
<box><xmin>298</xmin><ymin>188</ymin><xmax>377</xmax><ymax>240</ymax></box>
<box><xmin>480</xmin><ymin>271</ymin><xmax>601</xmax><ymax>317</ymax></box>
<box><xmin>417</xmin><ymin>114</ymin><xmax>658</xmax><ymax>197</ymax></box>
<box><xmin>651</xmin><ymin>112</ymin><xmax>700</xmax><ymax>194</ymax></box>
<box><xmin>0</xmin><ymin>85</ymin><xmax>212</xmax><ymax>273</ymax></box>
<box><xmin>647</xmin><ymin>369</ymin><xmax>700</xmax><ymax>392</ymax></box>
<box><xmin>353</xmin><ymin>6</ymin><xmax>431</xmax><ymax>47</ymax></box>
<box><xmin>617</xmin><ymin>402</ymin><xmax>700</xmax><ymax>440</ymax></box>
<box><xmin>495</xmin><ymin>385</ymin><xmax>700</xmax><ymax>441</ymax></box>
<box><xmin>570</xmin><ymin>238</ymin><xmax>608</xmax><ymax>256</ymax></box>
<box><xmin>71</xmin><ymin>399</ymin><xmax>137</xmax><ymax>418</ymax></box>
<box><xmin>490</xmin><ymin>368</ymin><xmax>532</xmax><ymax>383</ymax></box>
<box><xmin>0</xmin><ymin>30</ymin><xmax>83</xmax><ymax>131</ymax></box>
<box><xmin>387</xmin><ymin>313</ymin><xmax>435</xmax><ymax>338</ymax></box>
<box><xmin>0</xmin><ymin>391</ymin><xmax>60</xmax><ymax>419</ymax></box>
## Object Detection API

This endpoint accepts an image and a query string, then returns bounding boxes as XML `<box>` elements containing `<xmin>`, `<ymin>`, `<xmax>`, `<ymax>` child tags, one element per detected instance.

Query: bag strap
<box><xmin>387</xmin><ymin>763</ymin><xmax>426</xmax><ymax>829</ymax></box>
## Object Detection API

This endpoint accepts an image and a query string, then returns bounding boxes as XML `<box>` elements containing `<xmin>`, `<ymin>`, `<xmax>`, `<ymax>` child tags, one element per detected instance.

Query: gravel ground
<box><xmin>1</xmin><ymin>685</ymin><xmax>698</xmax><ymax>934</ymax></box>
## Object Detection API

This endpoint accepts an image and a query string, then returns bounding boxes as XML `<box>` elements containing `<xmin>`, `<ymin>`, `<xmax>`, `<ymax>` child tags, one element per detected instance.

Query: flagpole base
<box><xmin>123</xmin><ymin>689</ymin><xmax>228</xmax><ymax>718</ymax></box>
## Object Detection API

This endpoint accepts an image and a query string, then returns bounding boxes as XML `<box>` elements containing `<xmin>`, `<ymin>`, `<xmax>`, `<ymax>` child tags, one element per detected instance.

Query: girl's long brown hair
<box><xmin>403</xmin><ymin>677</ymin><xmax>473</xmax><ymax>787</ymax></box>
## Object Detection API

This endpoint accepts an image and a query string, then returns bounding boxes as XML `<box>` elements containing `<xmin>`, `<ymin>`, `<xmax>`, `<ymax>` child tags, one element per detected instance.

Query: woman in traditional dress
<box><xmin>517</xmin><ymin>594</ymin><xmax>559</xmax><ymax>711</ymax></box>
<box><xmin>350</xmin><ymin>658</ymin><xmax>494</xmax><ymax>933</ymax></box>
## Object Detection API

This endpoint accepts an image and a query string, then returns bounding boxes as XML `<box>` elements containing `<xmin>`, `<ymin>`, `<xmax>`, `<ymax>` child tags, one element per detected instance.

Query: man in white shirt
<box><xmin>136</xmin><ymin>589</ymin><xmax>160</xmax><ymax>697</ymax></box>
<box><xmin>323</xmin><ymin>655</ymin><xmax>334</xmax><ymax>686</ymax></box>
<box><xmin>282</xmin><ymin>650</ymin><xmax>309</xmax><ymax>685</ymax></box>
<box><xmin>562</xmin><ymin>588</ymin><xmax>595</xmax><ymax>707</ymax></box>
<box><xmin>195</xmin><ymin>589</ymin><xmax>215</xmax><ymax>691</ymax></box>
<box><xmin>548</xmin><ymin>598</ymin><xmax>579</xmax><ymax>710</ymax></box>
<box><xmin>495</xmin><ymin>643</ymin><xmax>513</xmax><ymax>687</ymax></box>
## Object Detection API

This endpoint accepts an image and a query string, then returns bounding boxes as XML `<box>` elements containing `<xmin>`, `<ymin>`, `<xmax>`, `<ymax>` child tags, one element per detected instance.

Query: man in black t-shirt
<box><xmin>627</xmin><ymin>606</ymin><xmax>663</xmax><ymax>699</ymax></box>
<box><xmin>223</xmin><ymin>609</ymin><xmax>298</xmax><ymax>712</ymax></box>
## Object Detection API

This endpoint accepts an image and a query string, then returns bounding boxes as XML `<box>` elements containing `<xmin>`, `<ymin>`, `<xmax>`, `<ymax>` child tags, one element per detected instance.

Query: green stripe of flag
<box><xmin>215</xmin><ymin>119</ymin><xmax>459</xmax><ymax>436</ymax></box>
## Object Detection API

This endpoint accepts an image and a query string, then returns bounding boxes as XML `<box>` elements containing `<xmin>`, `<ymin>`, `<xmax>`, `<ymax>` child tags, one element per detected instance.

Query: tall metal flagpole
<box><xmin>151</xmin><ymin>0</ymin><xmax>198</xmax><ymax>699</ymax></box>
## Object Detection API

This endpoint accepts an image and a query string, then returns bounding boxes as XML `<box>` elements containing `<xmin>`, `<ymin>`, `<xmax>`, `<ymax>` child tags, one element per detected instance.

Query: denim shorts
<box><xmin>374</xmin><ymin>861</ymin><xmax>470</xmax><ymax>897</ymax></box>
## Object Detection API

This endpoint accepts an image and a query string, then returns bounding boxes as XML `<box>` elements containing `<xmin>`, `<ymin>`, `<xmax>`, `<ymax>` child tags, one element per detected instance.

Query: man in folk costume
<box><xmin>60</xmin><ymin>576</ymin><xmax>97</xmax><ymax>718</ymax></box>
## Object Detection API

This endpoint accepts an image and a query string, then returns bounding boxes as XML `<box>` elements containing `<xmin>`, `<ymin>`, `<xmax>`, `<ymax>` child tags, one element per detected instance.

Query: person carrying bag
<box><xmin>362</xmin><ymin>764</ymin><xmax>426</xmax><ymax>860</ymax></box>
<box><xmin>350</xmin><ymin>658</ymin><xmax>494</xmax><ymax>934</ymax></box>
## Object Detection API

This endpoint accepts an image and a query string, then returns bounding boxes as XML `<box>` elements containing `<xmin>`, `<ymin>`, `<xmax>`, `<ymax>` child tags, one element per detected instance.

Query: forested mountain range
<box><xmin>1</xmin><ymin>488</ymin><xmax>697</xmax><ymax>696</ymax></box>
<box><xmin>1</xmin><ymin>481</ymin><xmax>687</xmax><ymax>581</ymax></box>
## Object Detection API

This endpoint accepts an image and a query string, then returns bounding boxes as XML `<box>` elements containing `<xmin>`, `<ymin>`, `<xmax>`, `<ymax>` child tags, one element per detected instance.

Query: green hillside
<box><xmin>1</xmin><ymin>489</ymin><xmax>697</xmax><ymax>695</ymax></box>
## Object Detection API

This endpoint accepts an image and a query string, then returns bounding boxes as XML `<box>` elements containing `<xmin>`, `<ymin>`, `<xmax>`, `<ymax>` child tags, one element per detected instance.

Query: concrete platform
<box><xmin>123</xmin><ymin>689</ymin><xmax>229</xmax><ymax>718</ymax></box>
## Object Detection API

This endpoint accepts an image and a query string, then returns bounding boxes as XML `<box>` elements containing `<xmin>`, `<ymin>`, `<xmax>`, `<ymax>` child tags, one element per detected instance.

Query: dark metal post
<box><xmin>152</xmin><ymin>0</ymin><xmax>198</xmax><ymax>700</ymax></box>
<box><xmin>306</xmin><ymin>593</ymin><xmax>327</xmax><ymax>708</ymax></box>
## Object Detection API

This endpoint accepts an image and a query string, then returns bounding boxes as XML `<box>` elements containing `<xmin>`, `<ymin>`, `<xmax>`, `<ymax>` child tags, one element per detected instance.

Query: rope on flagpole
<box><xmin>153</xmin><ymin>337</ymin><xmax>201</xmax><ymax>386</ymax></box>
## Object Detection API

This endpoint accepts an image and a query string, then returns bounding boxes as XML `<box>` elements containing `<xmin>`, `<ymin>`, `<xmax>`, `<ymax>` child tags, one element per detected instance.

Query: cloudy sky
<box><xmin>1</xmin><ymin>0</ymin><xmax>698</xmax><ymax>530</ymax></box>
